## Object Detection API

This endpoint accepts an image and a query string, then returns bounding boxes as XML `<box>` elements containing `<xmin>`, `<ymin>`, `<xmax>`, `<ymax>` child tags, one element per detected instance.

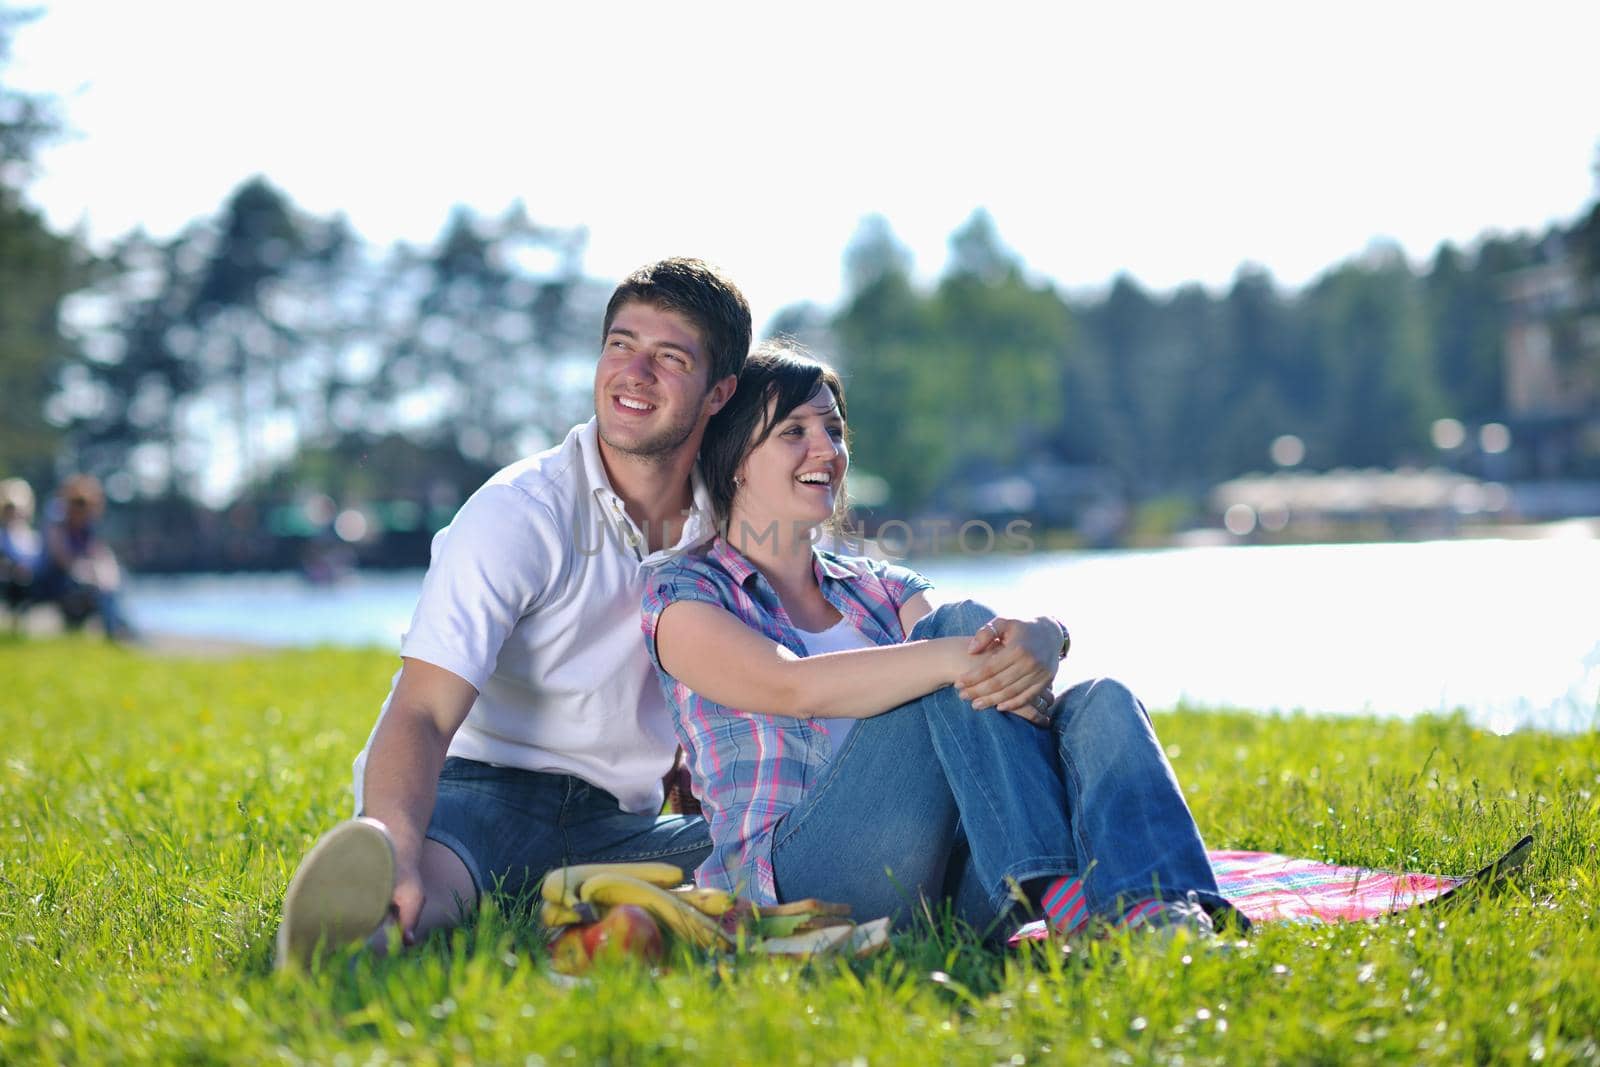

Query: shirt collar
<box><xmin>579</xmin><ymin>417</ymin><xmax>716</xmax><ymax>556</ymax></box>
<box><xmin>709</xmin><ymin>535</ymin><xmax>864</xmax><ymax>588</ymax></box>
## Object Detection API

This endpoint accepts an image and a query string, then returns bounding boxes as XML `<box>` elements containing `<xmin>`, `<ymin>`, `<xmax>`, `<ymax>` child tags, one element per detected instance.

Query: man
<box><xmin>275</xmin><ymin>257</ymin><xmax>750</xmax><ymax>968</ymax></box>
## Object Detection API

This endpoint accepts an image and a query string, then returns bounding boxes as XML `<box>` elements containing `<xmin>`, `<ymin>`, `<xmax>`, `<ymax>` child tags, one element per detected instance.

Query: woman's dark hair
<box><xmin>701</xmin><ymin>339</ymin><xmax>849</xmax><ymax>528</ymax></box>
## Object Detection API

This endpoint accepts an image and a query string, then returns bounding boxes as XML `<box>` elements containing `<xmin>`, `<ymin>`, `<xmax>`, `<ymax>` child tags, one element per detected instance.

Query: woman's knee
<box><xmin>1056</xmin><ymin>677</ymin><xmax>1153</xmax><ymax>742</ymax></box>
<box><xmin>909</xmin><ymin>599</ymin><xmax>998</xmax><ymax>640</ymax></box>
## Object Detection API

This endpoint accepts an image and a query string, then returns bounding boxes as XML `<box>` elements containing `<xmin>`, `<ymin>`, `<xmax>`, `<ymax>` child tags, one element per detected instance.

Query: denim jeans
<box><xmin>769</xmin><ymin>600</ymin><xmax>1237</xmax><ymax>936</ymax></box>
<box><xmin>422</xmin><ymin>757</ymin><xmax>711</xmax><ymax>905</ymax></box>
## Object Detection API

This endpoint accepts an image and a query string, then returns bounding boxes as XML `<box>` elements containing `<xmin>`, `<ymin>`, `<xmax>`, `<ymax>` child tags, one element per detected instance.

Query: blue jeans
<box><xmin>769</xmin><ymin>600</ymin><xmax>1239</xmax><ymax>936</ymax></box>
<box><xmin>421</xmin><ymin>758</ymin><xmax>711</xmax><ymax>904</ymax></box>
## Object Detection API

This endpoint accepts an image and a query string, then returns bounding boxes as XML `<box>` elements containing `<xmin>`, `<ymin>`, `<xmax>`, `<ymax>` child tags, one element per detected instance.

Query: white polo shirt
<box><xmin>352</xmin><ymin>418</ymin><xmax>715</xmax><ymax>815</ymax></box>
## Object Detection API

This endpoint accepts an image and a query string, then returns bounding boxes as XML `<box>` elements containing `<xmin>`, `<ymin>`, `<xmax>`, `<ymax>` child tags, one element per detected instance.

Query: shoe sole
<box><xmin>274</xmin><ymin>817</ymin><xmax>396</xmax><ymax>972</ymax></box>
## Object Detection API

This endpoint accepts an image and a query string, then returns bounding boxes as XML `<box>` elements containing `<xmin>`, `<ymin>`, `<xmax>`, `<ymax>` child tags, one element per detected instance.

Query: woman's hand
<box><xmin>955</xmin><ymin>616</ymin><xmax>1061</xmax><ymax>721</ymax></box>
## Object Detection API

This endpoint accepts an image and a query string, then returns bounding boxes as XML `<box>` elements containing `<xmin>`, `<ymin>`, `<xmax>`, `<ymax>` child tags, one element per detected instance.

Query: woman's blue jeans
<box><xmin>768</xmin><ymin>600</ymin><xmax>1238</xmax><ymax>936</ymax></box>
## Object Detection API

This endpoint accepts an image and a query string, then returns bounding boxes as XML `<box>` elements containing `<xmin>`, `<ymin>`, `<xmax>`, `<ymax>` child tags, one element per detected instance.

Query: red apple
<box><xmin>548</xmin><ymin>924</ymin><xmax>595</xmax><ymax>974</ymax></box>
<box><xmin>582</xmin><ymin>905</ymin><xmax>664</xmax><ymax>964</ymax></box>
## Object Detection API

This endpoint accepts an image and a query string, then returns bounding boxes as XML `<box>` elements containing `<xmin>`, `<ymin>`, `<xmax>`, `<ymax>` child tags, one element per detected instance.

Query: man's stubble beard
<box><xmin>597</xmin><ymin>403</ymin><xmax>702</xmax><ymax>467</ymax></box>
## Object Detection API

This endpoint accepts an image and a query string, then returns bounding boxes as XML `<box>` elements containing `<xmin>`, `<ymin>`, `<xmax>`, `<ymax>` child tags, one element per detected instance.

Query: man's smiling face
<box><xmin>594</xmin><ymin>301</ymin><xmax>722</xmax><ymax>462</ymax></box>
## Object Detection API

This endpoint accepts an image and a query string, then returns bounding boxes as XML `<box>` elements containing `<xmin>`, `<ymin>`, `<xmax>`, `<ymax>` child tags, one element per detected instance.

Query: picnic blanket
<box><xmin>1010</xmin><ymin>835</ymin><xmax>1532</xmax><ymax>941</ymax></box>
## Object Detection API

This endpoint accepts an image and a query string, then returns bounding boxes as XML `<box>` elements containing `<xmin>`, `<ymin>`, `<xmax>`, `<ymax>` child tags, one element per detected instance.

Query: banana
<box><xmin>539</xmin><ymin>861</ymin><xmax>685</xmax><ymax>906</ymax></box>
<box><xmin>670</xmin><ymin>885</ymin><xmax>736</xmax><ymax>917</ymax></box>
<box><xmin>538</xmin><ymin>899</ymin><xmax>589</xmax><ymax>927</ymax></box>
<box><xmin>579</xmin><ymin>873</ymin><xmax>734</xmax><ymax>951</ymax></box>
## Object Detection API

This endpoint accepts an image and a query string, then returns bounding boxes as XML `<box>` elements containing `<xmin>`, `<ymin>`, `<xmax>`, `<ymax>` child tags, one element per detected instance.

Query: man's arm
<box><xmin>360</xmin><ymin>657</ymin><xmax>478</xmax><ymax>942</ymax></box>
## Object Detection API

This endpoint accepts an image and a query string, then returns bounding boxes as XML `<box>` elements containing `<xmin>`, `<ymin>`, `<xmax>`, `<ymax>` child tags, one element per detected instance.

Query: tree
<box><xmin>833</xmin><ymin>212</ymin><xmax>1070</xmax><ymax>511</ymax></box>
<box><xmin>1305</xmin><ymin>245</ymin><xmax>1440</xmax><ymax>468</ymax></box>
<box><xmin>369</xmin><ymin>204</ymin><xmax>590</xmax><ymax>466</ymax></box>
<box><xmin>57</xmin><ymin>229</ymin><xmax>203</xmax><ymax>498</ymax></box>
<box><xmin>832</xmin><ymin>217</ymin><xmax>927</xmax><ymax>506</ymax></box>
<box><xmin>1079</xmin><ymin>275</ymin><xmax>1172</xmax><ymax>492</ymax></box>
<box><xmin>186</xmin><ymin>176</ymin><xmax>313</xmax><ymax>487</ymax></box>
<box><xmin>0</xmin><ymin>7</ymin><xmax>81</xmax><ymax>487</ymax></box>
<box><xmin>1425</xmin><ymin>240</ymin><xmax>1520</xmax><ymax>422</ymax></box>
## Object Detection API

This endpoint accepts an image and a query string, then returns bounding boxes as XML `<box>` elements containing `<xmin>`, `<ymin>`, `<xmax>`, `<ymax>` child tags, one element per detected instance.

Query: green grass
<box><xmin>1</xmin><ymin>636</ymin><xmax>1597</xmax><ymax>1064</ymax></box>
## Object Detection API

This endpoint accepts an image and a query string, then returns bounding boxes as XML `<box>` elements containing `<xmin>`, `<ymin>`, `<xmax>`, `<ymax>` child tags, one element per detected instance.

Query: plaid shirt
<box><xmin>641</xmin><ymin>537</ymin><xmax>933</xmax><ymax>903</ymax></box>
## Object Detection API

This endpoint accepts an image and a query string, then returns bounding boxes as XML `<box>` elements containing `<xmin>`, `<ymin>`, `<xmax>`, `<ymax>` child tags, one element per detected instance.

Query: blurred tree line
<box><xmin>47</xmin><ymin>180</ymin><xmax>604</xmax><ymax>569</ymax></box>
<box><xmin>3</xmin><ymin>10</ymin><xmax>1597</xmax><ymax>569</ymax></box>
<box><xmin>823</xmin><ymin>207</ymin><xmax>1594</xmax><ymax>537</ymax></box>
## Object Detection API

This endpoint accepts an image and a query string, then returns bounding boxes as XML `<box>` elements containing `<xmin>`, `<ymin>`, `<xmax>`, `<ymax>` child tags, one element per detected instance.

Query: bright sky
<box><xmin>10</xmin><ymin>0</ymin><xmax>1600</xmax><ymax>333</ymax></box>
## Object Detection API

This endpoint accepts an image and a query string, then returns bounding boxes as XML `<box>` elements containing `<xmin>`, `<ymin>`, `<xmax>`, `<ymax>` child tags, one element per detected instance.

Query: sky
<box><xmin>9</xmin><ymin>0</ymin><xmax>1600</xmax><ymax>335</ymax></box>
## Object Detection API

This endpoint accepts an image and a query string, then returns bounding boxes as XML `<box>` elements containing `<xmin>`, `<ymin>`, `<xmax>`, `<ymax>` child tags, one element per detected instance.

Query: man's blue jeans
<box><xmin>769</xmin><ymin>600</ymin><xmax>1238</xmax><ymax>936</ymax></box>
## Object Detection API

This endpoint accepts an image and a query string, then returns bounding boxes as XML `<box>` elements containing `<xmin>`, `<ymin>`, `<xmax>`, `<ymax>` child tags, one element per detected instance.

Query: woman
<box><xmin>643</xmin><ymin>342</ymin><xmax>1239</xmax><ymax>941</ymax></box>
<box><xmin>40</xmin><ymin>474</ymin><xmax>134</xmax><ymax>640</ymax></box>
<box><xmin>1</xmin><ymin>478</ymin><xmax>43</xmax><ymax>619</ymax></box>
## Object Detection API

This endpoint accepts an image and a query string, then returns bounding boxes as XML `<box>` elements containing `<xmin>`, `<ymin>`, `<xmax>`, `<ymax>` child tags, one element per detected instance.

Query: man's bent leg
<box><xmin>280</xmin><ymin>758</ymin><xmax>708</xmax><ymax>967</ymax></box>
<box><xmin>426</xmin><ymin>758</ymin><xmax>710</xmax><ymax>906</ymax></box>
<box><xmin>363</xmin><ymin>838</ymin><xmax>477</xmax><ymax>956</ymax></box>
<box><xmin>276</xmin><ymin>817</ymin><xmax>397</xmax><ymax>971</ymax></box>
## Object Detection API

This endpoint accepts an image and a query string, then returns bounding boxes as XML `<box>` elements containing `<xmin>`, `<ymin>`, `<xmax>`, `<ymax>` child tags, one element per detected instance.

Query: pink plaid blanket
<box><xmin>1010</xmin><ymin>835</ymin><xmax>1531</xmax><ymax>941</ymax></box>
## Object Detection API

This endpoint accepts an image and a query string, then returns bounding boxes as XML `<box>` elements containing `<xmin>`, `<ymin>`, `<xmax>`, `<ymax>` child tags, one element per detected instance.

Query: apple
<box><xmin>548</xmin><ymin>924</ymin><xmax>595</xmax><ymax>975</ymax></box>
<box><xmin>582</xmin><ymin>905</ymin><xmax>664</xmax><ymax>964</ymax></box>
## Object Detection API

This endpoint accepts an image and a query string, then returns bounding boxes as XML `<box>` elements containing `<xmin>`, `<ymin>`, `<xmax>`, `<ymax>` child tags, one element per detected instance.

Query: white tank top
<box><xmin>795</xmin><ymin>616</ymin><xmax>876</xmax><ymax>756</ymax></box>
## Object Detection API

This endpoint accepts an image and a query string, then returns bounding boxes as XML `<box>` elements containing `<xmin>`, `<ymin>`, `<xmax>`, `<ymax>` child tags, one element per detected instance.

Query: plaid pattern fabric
<box><xmin>1009</xmin><ymin>840</ymin><xmax>1532</xmax><ymax>942</ymax></box>
<box><xmin>641</xmin><ymin>537</ymin><xmax>933</xmax><ymax>903</ymax></box>
<box><xmin>1205</xmin><ymin>850</ymin><xmax>1467</xmax><ymax>924</ymax></box>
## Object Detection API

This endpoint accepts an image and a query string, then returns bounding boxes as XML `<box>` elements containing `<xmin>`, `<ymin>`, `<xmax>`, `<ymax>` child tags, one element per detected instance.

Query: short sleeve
<box><xmin>398</xmin><ymin>483</ymin><xmax>555</xmax><ymax>691</ymax></box>
<box><xmin>860</xmin><ymin>557</ymin><xmax>934</xmax><ymax>611</ymax></box>
<box><xmin>640</xmin><ymin>561</ymin><xmax>730</xmax><ymax>675</ymax></box>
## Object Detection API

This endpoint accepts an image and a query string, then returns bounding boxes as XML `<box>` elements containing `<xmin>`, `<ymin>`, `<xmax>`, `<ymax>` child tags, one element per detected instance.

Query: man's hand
<box><xmin>956</xmin><ymin>616</ymin><xmax>1061</xmax><ymax>719</ymax></box>
<box><xmin>390</xmin><ymin>861</ymin><xmax>426</xmax><ymax>947</ymax></box>
<box><xmin>661</xmin><ymin>746</ymin><xmax>702</xmax><ymax>816</ymax></box>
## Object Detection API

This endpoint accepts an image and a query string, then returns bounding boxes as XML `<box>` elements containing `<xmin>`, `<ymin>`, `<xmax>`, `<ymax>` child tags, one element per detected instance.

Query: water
<box><xmin>125</xmin><ymin>538</ymin><xmax>1599</xmax><ymax>733</ymax></box>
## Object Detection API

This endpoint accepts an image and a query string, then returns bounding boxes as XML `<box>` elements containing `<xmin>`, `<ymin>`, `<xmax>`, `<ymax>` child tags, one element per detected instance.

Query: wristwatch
<box><xmin>1049</xmin><ymin>617</ymin><xmax>1071</xmax><ymax>660</ymax></box>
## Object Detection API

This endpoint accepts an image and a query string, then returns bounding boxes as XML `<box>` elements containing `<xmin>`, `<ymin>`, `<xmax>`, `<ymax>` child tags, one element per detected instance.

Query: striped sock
<box><xmin>1038</xmin><ymin>876</ymin><xmax>1090</xmax><ymax>934</ymax></box>
<box><xmin>1117</xmin><ymin>898</ymin><xmax>1168</xmax><ymax>930</ymax></box>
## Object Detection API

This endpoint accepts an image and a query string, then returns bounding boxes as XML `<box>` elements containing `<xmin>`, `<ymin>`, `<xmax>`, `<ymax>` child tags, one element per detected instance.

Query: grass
<box><xmin>1</xmin><ymin>636</ymin><xmax>1597</xmax><ymax>1064</ymax></box>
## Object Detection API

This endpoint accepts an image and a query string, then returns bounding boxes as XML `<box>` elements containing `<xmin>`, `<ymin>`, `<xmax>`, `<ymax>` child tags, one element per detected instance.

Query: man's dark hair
<box><xmin>701</xmin><ymin>339</ymin><xmax>849</xmax><ymax>527</ymax></box>
<box><xmin>602</xmin><ymin>258</ymin><xmax>752</xmax><ymax>385</ymax></box>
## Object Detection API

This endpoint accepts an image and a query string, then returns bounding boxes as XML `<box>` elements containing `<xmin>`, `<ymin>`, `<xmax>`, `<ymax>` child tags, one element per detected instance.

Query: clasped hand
<box><xmin>955</xmin><ymin>616</ymin><xmax>1060</xmax><ymax>727</ymax></box>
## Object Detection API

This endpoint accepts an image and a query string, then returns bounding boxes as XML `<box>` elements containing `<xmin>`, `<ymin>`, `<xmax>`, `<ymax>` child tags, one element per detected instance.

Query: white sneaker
<box><xmin>274</xmin><ymin>817</ymin><xmax>396</xmax><ymax>971</ymax></box>
<box><xmin>1126</xmin><ymin>893</ymin><xmax>1216</xmax><ymax>939</ymax></box>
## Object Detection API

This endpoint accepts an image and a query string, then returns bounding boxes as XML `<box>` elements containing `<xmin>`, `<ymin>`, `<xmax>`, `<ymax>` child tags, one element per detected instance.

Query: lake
<box><xmin>125</xmin><ymin>537</ymin><xmax>1599</xmax><ymax>734</ymax></box>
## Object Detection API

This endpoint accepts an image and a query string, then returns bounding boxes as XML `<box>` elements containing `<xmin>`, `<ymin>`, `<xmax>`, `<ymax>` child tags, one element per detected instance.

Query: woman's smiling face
<box><xmin>732</xmin><ymin>384</ymin><xmax>849</xmax><ymax>534</ymax></box>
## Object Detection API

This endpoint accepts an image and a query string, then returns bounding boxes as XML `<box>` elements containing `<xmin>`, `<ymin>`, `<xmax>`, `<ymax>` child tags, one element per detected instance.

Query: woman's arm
<box><xmin>956</xmin><ymin>616</ymin><xmax>1064</xmax><ymax>712</ymax></box>
<box><xmin>898</xmin><ymin>591</ymin><xmax>935</xmax><ymax>634</ymax></box>
<box><xmin>898</xmin><ymin>593</ymin><xmax>1054</xmax><ymax>724</ymax></box>
<box><xmin>654</xmin><ymin>598</ymin><xmax>972</xmax><ymax>720</ymax></box>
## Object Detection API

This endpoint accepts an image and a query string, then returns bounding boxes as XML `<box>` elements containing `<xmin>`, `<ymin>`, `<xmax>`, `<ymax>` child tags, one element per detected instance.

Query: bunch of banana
<box><xmin>538</xmin><ymin>861</ymin><xmax>736</xmax><ymax>951</ymax></box>
<box><xmin>578</xmin><ymin>872</ymin><xmax>735</xmax><ymax>951</ymax></box>
<box><xmin>536</xmin><ymin>861</ymin><xmax>875</xmax><ymax>958</ymax></box>
<box><xmin>670</xmin><ymin>885</ymin><xmax>736</xmax><ymax>917</ymax></box>
<box><xmin>538</xmin><ymin>861</ymin><xmax>683</xmax><ymax>929</ymax></box>
<box><xmin>541</xmin><ymin>861</ymin><xmax>683</xmax><ymax>906</ymax></box>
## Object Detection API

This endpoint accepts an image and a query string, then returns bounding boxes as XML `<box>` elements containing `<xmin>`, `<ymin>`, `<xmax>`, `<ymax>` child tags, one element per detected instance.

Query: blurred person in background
<box><xmin>1</xmin><ymin>477</ymin><xmax>43</xmax><ymax>625</ymax></box>
<box><xmin>39</xmin><ymin>473</ymin><xmax>136</xmax><ymax>641</ymax></box>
